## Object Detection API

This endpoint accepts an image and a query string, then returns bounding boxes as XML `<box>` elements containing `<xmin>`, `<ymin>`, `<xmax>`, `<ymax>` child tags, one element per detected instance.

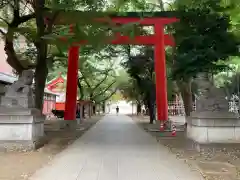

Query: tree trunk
<box><xmin>93</xmin><ymin>104</ymin><xmax>96</xmax><ymax>114</ymax></box>
<box><xmin>148</xmin><ymin>99</ymin><xmax>155</xmax><ymax>124</ymax></box>
<box><xmin>137</xmin><ymin>103</ymin><xmax>141</xmax><ymax>115</ymax></box>
<box><xmin>3</xmin><ymin>3</ymin><xmax>35</xmax><ymax>75</ymax></box>
<box><xmin>34</xmin><ymin>0</ymin><xmax>48</xmax><ymax>111</ymax></box>
<box><xmin>102</xmin><ymin>102</ymin><xmax>105</xmax><ymax>113</ymax></box>
<box><xmin>35</xmin><ymin>63</ymin><xmax>48</xmax><ymax>110</ymax></box>
<box><xmin>34</xmin><ymin>30</ymin><xmax>48</xmax><ymax>110</ymax></box>
<box><xmin>146</xmin><ymin>93</ymin><xmax>156</xmax><ymax>124</ymax></box>
<box><xmin>4</xmin><ymin>39</ymin><xmax>24</xmax><ymax>74</ymax></box>
<box><xmin>177</xmin><ymin>79</ymin><xmax>193</xmax><ymax>117</ymax></box>
<box><xmin>78</xmin><ymin>78</ymin><xmax>84</xmax><ymax>100</ymax></box>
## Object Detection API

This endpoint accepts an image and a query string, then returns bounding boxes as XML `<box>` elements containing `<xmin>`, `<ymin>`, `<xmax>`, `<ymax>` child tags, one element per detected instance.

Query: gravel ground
<box><xmin>131</xmin><ymin>115</ymin><xmax>240</xmax><ymax>180</ymax></box>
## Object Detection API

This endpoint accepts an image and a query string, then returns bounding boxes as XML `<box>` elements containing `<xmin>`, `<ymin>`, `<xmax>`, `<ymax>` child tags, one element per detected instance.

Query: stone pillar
<box><xmin>187</xmin><ymin>73</ymin><xmax>240</xmax><ymax>146</ymax></box>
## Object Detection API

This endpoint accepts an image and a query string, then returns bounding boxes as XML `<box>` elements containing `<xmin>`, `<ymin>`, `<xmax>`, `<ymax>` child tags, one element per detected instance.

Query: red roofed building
<box><xmin>45</xmin><ymin>73</ymin><xmax>66</xmax><ymax>103</ymax></box>
<box><xmin>46</xmin><ymin>74</ymin><xmax>94</xmax><ymax>119</ymax></box>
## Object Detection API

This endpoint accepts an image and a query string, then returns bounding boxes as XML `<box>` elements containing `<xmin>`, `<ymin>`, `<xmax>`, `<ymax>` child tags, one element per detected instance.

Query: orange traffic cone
<box><xmin>160</xmin><ymin>123</ymin><xmax>164</xmax><ymax>131</ymax></box>
<box><xmin>171</xmin><ymin>124</ymin><xmax>176</xmax><ymax>136</ymax></box>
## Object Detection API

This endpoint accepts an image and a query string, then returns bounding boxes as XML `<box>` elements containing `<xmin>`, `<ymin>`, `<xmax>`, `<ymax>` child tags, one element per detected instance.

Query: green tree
<box><xmin>170</xmin><ymin>0</ymin><xmax>239</xmax><ymax>116</ymax></box>
<box><xmin>0</xmin><ymin>0</ymin><xmax>75</xmax><ymax>110</ymax></box>
<box><xmin>0</xmin><ymin>0</ymin><xmax>131</xmax><ymax>111</ymax></box>
<box><xmin>122</xmin><ymin>47</ymin><xmax>157</xmax><ymax>123</ymax></box>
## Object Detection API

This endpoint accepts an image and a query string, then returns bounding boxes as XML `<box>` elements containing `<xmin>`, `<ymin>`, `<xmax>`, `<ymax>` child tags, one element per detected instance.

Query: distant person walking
<box><xmin>116</xmin><ymin>106</ymin><xmax>119</xmax><ymax>115</ymax></box>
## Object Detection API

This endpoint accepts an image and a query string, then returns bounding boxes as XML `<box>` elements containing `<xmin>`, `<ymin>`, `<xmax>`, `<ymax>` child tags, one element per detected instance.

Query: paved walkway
<box><xmin>30</xmin><ymin>115</ymin><xmax>203</xmax><ymax>180</ymax></box>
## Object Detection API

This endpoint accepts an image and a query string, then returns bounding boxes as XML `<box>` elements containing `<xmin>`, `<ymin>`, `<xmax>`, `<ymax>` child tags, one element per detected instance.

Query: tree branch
<box><xmin>96</xmin><ymin>89</ymin><xmax>117</xmax><ymax>103</ymax></box>
<box><xmin>13</xmin><ymin>0</ymin><xmax>20</xmax><ymax>19</ymax></box>
<box><xmin>18</xmin><ymin>13</ymin><xmax>36</xmax><ymax>25</ymax></box>
<box><xmin>4</xmin><ymin>38</ymin><xmax>25</xmax><ymax>73</ymax></box>
<box><xmin>10</xmin><ymin>1</ymin><xmax>36</xmax><ymax>27</ymax></box>
<box><xmin>77</xmin><ymin>76</ymin><xmax>85</xmax><ymax>100</ymax></box>
<box><xmin>0</xmin><ymin>29</ymin><xmax>5</xmax><ymax>36</ymax></box>
<box><xmin>0</xmin><ymin>17</ymin><xmax>9</xmax><ymax>25</ymax></box>
<box><xmin>93</xmin><ymin>80</ymin><xmax>116</xmax><ymax>99</ymax></box>
<box><xmin>45</xmin><ymin>11</ymin><xmax>59</xmax><ymax>33</ymax></box>
<box><xmin>81</xmin><ymin>72</ymin><xmax>91</xmax><ymax>88</ymax></box>
<box><xmin>2</xmin><ymin>0</ymin><xmax>37</xmax><ymax>74</ymax></box>
<box><xmin>91</xmin><ymin>73</ymin><xmax>109</xmax><ymax>93</ymax></box>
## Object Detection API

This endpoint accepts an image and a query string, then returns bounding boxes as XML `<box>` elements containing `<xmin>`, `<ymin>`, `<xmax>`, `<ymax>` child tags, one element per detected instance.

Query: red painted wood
<box><xmin>111</xmin><ymin>34</ymin><xmax>174</xmax><ymax>46</ymax></box>
<box><xmin>46</xmin><ymin>77</ymin><xmax>65</xmax><ymax>92</ymax></box>
<box><xmin>163</xmin><ymin>34</ymin><xmax>175</xmax><ymax>46</ymax></box>
<box><xmin>59</xmin><ymin>34</ymin><xmax>174</xmax><ymax>46</ymax></box>
<box><xmin>154</xmin><ymin>23</ymin><xmax>168</xmax><ymax>122</ymax></box>
<box><xmin>56</xmin><ymin>101</ymin><xmax>92</xmax><ymax>111</ymax></box>
<box><xmin>96</xmin><ymin>17</ymin><xmax>179</xmax><ymax>25</ymax></box>
<box><xmin>64</xmin><ymin>46</ymin><xmax>79</xmax><ymax>120</ymax></box>
<box><xmin>56</xmin><ymin>102</ymin><xmax>65</xmax><ymax>110</ymax></box>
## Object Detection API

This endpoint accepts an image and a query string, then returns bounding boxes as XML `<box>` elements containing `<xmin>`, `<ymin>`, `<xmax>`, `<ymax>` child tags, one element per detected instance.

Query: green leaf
<box><xmin>14</xmin><ymin>27</ymin><xmax>37</xmax><ymax>42</ymax></box>
<box><xmin>0</xmin><ymin>20</ymin><xmax>8</xmax><ymax>29</ymax></box>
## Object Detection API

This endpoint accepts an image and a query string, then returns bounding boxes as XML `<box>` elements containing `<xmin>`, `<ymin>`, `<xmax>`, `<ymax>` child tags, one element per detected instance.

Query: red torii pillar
<box><xmin>64</xmin><ymin>25</ymin><xmax>80</xmax><ymax>121</ymax></box>
<box><xmin>64</xmin><ymin>17</ymin><xmax>178</xmax><ymax>127</ymax></box>
<box><xmin>154</xmin><ymin>23</ymin><xmax>168</xmax><ymax>122</ymax></box>
<box><xmin>64</xmin><ymin>46</ymin><xmax>79</xmax><ymax>120</ymax></box>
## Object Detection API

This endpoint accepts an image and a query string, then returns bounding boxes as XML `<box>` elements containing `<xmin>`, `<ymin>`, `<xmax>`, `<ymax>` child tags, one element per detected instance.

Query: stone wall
<box><xmin>187</xmin><ymin>114</ymin><xmax>240</xmax><ymax>144</ymax></box>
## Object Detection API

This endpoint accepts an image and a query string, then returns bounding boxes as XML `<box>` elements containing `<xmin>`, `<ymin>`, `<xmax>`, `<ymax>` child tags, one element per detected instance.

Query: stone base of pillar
<box><xmin>145</xmin><ymin>120</ymin><xmax>176</xmax><ymax>132</ymax></box>
<box><xmin>187</xmin><ymin>111</ymin><xmax>240</xmax><ymax>151</ymax></box>
<box><xmin>0</xmin><ymin>107</ymin><xmax>45</xmax><ymax>151</ymax></box>
<box><xmin>62</xmin><ymin>120</ymin><xmax>78</xmax><ymax>130</ymax></box>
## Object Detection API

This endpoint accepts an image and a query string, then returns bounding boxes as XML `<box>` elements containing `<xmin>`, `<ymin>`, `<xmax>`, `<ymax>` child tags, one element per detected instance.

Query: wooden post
<box><xmin>154</xmin><ymin>23</ymin><xmax>168</xmax><ymax>123</ymax></box>
<box><xmin>64</xmin><ymin>46</ymin><xmax>79</xmax><ymax>120</ymax></box>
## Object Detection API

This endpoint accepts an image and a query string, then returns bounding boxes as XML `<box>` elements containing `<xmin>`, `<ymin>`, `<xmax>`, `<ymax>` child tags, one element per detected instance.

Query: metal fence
<box><xmin>168</xmin><ymin>100</ymin><xmax>239</xmax><ymax>116</ymax></box>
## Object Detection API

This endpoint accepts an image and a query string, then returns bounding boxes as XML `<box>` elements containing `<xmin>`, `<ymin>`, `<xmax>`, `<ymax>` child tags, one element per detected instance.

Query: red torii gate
<box><xmin>46</xmin><ymin>12</ymin><xmax>179</xmax><ymax>127</ymax></box>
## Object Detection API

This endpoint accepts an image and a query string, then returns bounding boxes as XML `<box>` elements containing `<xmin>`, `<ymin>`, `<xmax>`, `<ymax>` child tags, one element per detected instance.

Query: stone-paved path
<box><xmin>30</xmin><ymin>115</ymin><xmax>203</xmax><ymax>180</ymax></box>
